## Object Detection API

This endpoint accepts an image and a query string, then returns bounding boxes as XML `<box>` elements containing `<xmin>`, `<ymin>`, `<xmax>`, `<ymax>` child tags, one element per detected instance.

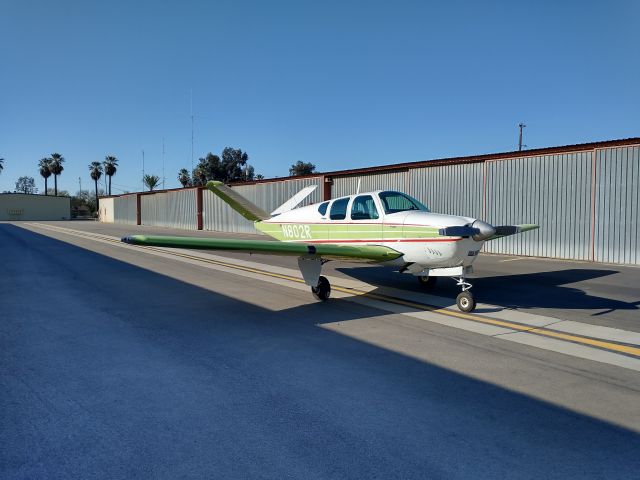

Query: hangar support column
<box><xmin>196</xmin><ymin>187</ymin><xmax>203</xmax><ymax>230</ymax></box>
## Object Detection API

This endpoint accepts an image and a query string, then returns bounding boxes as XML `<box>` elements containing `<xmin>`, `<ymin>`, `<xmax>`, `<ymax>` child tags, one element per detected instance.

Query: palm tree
<box><xmin>89</xmin><ymin>161</ymin><xmax>103</xmax><ymax>209</ymax></box>
<box><xmin>0</xmin><ymin>157</ymin><xmax>4</xmax><ymax>174</ymax></box>
<box><xmin>191</xmin><ymin>166</ymin><xmax>207</xmax><ymax>186</ymax></box>
<box><xmin>143</xmin><ymin>174</ymin><xmax>160</xmax><ymax>191</ymax></box>
<box><xmin>49</xmin><ymin>153</ymin><xmax>65</xmax><ymax>196</ymax></box>
<box><xmin>178</xmin><ymin>168</ymin><xmax>191</xmax><ymax>187</ymax></box>
<box><xmin>38</xmin><ymin>158</ymin><xmax>52</xmax><ymax>195</ymax></box>
<box><xmin>103</xmin><ymin>155</ymin><xmax>118</xmax><ymax>195</ymax></box>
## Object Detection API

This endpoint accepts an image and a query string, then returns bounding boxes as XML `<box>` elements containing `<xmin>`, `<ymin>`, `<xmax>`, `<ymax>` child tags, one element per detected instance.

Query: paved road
<box><xmin>2</xmin><ymin>223</ymin><xmax>640</xmax><ymax>479</ymax></box>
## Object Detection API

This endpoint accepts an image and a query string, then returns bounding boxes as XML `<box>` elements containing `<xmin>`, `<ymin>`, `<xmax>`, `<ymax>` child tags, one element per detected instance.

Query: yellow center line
<box><xmin>26</xmin><ymin>223</ymin><xmax>640</xmax><ymax>359</ymax></box>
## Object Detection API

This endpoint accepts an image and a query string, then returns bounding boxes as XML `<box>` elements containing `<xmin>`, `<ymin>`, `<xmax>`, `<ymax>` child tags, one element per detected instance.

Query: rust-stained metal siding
<box><xmin>483</xmin><ymin>152</ymin><xmax>593</xmax><ymax>260</ymax></box>
<box><xmin>113</xmin><ymin>194</ymin><xmax>138</xmax><ymax>225</ymax></box>
<box><xmin>407</xmin><ymin>163</ymin><xmax>484</xmax><ymax>218</ymax></box>
<box><xmin>141</xmin><ymin>189</ymin><xmax>197</xmax><ymax>230</ymax></box>
<box><xmin>594</xmin><ymin>146</ymin><xmax>640</xmax><ymax>264</ymax></box>
<box><xmin>331</xmin><ymin>171</ymin><xmax>408</xmax><ymax>198</ymax></box>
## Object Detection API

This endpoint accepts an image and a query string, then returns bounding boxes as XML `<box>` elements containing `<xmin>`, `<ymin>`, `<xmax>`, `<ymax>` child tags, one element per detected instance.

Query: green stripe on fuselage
<box><xmin>256</xmin><ymin>221</ymin><xmax>440</xmax><ymax>241</ymax></box>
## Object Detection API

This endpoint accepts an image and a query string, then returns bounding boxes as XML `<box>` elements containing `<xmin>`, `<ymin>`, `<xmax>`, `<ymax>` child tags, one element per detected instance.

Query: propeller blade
<box><xmin>491</xmin><ymin>224</ymin><xmax>539</xmax><ymax>238</ymax></box>
<box><xmin>493</xmin><ymin>225</ymin><xmax>520</xmax><ymax>236</ymax></box>
<box><xmin>438</xmin><ymin>226</ymin><xmax>480</xmax><ymax>237</ymax></box>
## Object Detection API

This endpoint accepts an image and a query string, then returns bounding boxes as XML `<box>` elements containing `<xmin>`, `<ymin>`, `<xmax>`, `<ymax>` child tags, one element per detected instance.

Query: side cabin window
<box><xmin>350</xmin><ymin>195</ymin><xmax>379</xmax><ymax>220</ymax></box>
<box><xmin>318</xmin><ymin>202</ymin><xmax>329</xmax><ymax>216</ymax></box>
<box><xmin>378</xmin><ymin>191</ymin><xmax>430</xmax><ymax>214</ymax></box>
<box><xmin>329</xmin><ymin>197</ymin><xmax>349</xmax><ymax>220</ymax></box>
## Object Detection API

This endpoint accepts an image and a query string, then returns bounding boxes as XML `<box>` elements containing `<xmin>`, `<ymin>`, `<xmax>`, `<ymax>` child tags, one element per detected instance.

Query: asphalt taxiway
<box><xmin>2</xmin><ymin>221</ymin><xmax>639</xmax><ymax>479</ymax></box>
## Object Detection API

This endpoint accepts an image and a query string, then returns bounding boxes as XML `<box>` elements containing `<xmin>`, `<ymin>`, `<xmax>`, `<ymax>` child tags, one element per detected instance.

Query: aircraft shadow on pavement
<box><xmin>2</xmin><ymin>223</ymin><xmax>640</xmax><ymax>478</ymax></box>
<box><xmin>336</xmin><ymin>266</ymin><xmax>639</xmax><ymax>315</ymax></box>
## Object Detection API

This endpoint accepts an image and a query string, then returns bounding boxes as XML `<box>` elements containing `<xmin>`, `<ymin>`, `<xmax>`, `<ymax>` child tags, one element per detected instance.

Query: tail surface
<box><xmin>206</xmin><ymin>181</ymin><xmax>270</xmax><ymax>222</ymax></box>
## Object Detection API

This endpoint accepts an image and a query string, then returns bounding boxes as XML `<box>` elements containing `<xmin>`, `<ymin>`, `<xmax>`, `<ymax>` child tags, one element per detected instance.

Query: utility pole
<box><xmin>518</xmin><ymin>123</ymin><xmax>526</xmax><ymax>151</ymax></box>
<box><xmin>142</xmin><ymin>149</ymin><xmax>145</xmax><ymax>191</ymax></box>
<box><xmin>78</xmin><ymin>177</ymin><xmax>82</xmax><ymax>194</ymax></box>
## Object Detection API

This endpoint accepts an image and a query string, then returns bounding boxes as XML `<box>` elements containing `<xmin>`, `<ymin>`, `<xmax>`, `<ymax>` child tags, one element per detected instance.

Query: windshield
<box><xmin>378</xmin><ymin>191</ymin><xmax>430</xmax><ymax>214</ymax></box>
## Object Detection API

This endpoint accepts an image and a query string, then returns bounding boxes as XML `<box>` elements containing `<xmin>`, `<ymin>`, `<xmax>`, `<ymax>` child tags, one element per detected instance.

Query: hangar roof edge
<box><xmin>322</xmin><ymin>137</ymin><xmax>640</xmax><ymax>178</ymax></box>
<box><xmin>99</xmin><ymin>137</ymin><xmax>640</xmax><ymax>198</ymax></box>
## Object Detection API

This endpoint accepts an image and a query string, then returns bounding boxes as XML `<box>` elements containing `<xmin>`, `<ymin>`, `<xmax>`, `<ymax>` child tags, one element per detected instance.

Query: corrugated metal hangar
<box><xmin>100</xmin><ymin>138</ymin><xmax>640</xmax><ymax>265</ymax></box>
<box><xmin>0</xmin><ymin>193</ymin><xmax>70</xmax><ymax>221</ymax></box>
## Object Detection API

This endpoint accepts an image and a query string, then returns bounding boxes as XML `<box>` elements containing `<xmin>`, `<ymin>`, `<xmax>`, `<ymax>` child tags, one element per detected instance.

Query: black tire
<box><xmin>456</xmin><ymin>291</ymin><xmax>476</xmax><ymax>313</ymax></box>
<box><xmin>311</xmin><ymin>276</ymin><xmax>331</xmax><ymax>301</ymax></box>
<box><xmin>418</xmin><ymin>276</ymin><xmax>438</xmax><ymax>289</ymax></box>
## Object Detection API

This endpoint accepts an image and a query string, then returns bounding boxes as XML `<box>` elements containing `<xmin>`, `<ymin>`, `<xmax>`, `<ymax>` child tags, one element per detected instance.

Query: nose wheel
<box><xmin>456</xmin><ymin>291</ymin><xmax>476</xmax><ymax>312</ymax></box>
<box><xmin>453</xmin><ymin>276</ymin><xmax>476</xmax><ymax>312</ymax></box>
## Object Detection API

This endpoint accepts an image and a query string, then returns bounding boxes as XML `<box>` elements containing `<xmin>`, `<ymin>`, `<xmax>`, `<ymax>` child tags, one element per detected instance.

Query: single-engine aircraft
<box><xmin>122</xmin><ymin>181</ymin><xmax>538</xmax><ymax>312</ymax></box>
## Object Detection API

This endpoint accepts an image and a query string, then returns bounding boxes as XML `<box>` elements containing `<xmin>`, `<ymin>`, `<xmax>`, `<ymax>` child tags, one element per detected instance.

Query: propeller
<box><xmin>439</xmin><ymin>221</ymin><xmax>538</xmax><ymax>240</ymax></box>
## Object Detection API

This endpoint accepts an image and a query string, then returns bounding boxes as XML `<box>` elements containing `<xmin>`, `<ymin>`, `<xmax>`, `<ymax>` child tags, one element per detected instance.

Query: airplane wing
<box><xmin>486</xmin><ymin>224</ymin><xmax>539</xmax><ymax>240</ymax></box>
<box><xmin>121</xmin><ymin>235</ymin><xmax>403</xmax><ymax>263</ymax></box>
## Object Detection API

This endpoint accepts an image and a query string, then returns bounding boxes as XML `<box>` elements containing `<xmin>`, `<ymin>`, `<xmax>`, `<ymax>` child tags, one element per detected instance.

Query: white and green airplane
<box><xmin>122</xmin><ymin>181</ymin><xmax>538</xmax><ymax>312</ymax></box>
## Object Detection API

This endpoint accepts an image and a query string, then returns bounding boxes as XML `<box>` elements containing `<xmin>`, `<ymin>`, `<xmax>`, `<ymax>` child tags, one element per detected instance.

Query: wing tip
<box><xmin>121</xmin><ymin>235</ymin><xmax>146</xmax><ymax>244</ymax></box>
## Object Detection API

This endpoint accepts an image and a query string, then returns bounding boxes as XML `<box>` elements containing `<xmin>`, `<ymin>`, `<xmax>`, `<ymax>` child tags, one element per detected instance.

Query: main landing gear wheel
<box><xmin>418</xmin><ymin>276</ymin><xmax>438</xmax><ymax>289</ymax></box>
<box><xmin>311</xmin><ymin>275</ymin><xmax>331</xmax><ymax>301</ymax></box>
<box><xmin>456</xmin><ymin>291</ymin><xmax>476</xmax><ymax>313</ymax></box>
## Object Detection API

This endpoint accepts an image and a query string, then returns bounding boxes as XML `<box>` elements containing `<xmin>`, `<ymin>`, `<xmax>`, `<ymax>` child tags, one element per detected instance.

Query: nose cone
<box><xmin>471</xmin><ymin>220</ymin><xmax>496</xmax><ymax>241</ymax></box>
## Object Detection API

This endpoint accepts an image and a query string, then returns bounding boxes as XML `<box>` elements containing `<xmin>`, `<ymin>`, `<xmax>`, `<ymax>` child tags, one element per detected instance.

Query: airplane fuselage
<box><xmin>256</xmin><ymin>190</ymin><xmax>485</xmax><ymax>272</ymax></box>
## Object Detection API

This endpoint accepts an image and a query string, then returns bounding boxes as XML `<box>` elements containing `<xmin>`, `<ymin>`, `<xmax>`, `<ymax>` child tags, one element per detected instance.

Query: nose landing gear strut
<box><xmin>454</xmin><ymin>276</ymin><xmax>476</xmax><ymax>312</ymax></box>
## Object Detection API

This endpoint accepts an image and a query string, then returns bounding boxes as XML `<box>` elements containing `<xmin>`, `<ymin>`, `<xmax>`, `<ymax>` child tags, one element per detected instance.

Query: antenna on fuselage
<box><xmin>356</xmin><ymin>178</ymin><xmax>361</xmax><ymax>195</ymax></box>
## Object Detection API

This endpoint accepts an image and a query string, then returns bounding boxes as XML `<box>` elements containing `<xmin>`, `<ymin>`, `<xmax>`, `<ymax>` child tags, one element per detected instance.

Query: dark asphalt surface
<box><xmin>2</xmin><ymin>223</ymin><xmax>640</xmax><ymax>479</ymax></box>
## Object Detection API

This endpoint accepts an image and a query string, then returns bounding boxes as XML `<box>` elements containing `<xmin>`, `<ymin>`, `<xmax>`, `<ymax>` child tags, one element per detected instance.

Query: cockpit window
<box><xmin>378</xmin><ymin>191</ymin><xmax>429</xmax><ymax>214</ymax></box>
<box><xmin>350</xmin><ymin>195</ymin><xmax>379</xmax><ymax>220</ymax></box>
<box><xmin>318</xmin><ymin>202</ymin><xmax>329</xmax><ymax>216</ymax></box>
<box><xmin>329</xmin><ymin>197</ymin><xmax>349</xmax><ymax>220</ymax></box>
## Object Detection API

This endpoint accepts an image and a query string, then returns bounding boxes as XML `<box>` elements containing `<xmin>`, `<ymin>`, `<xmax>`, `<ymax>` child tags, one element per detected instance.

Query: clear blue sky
<box><xmin>1</xmin><ymin>0</ymin><xmax>638</xmax><ymax>194</ymax></box>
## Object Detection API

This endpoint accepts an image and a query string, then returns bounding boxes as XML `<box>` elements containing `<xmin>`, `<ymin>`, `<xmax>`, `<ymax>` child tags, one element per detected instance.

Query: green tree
<box><xmin>143</xmin><ymin>174</ymin><xmax>160</xmax><ymax>191</ymax></box>
<box><xmin>194</xmin><ymin>153</ymin><xmax>224</xmax><ymax>182</ymax></box>
<box><xmin>255</xmin><ymin>174</ymin><xmax>265</xmax><ymax>180</ymax></box>
<box><xmin>103</xmin><ymin>155</ymin><xmax>118</xmax><ymax>195</ymax></box>
<box><xmin>178</xmin><ymin>168</ymin><xmax>191</xmax><ymax>187</ymax></box>
<box><xmin>38</xmin><ymin>158</ymin><xmax>52</xmax><ymax>195</ymax></box>
<box><xmin>49</xmin><ymin>153</ymin><xmax>65</xmax><ymax>196</ymax></box>
<box><xmin>191</xmin><ymin>147</ymin><xmax>255</xmax><ymax>184</ymax></box>
<box><xmin>15</xmin><ymin>176</ymin><xmax>37</xmax><ymax>194</ymax></box>
<box><xmin>89</xmin><ymin>161</ymin><xmax>103</xmax><ymax>209</ymax></box>
<box><xmin>289</xmin><ymin>161</ymin><xmax>316</xmax><ymax>176</ymax></box>
<box><xmin>221</xmin><ymin>147</ymin><xmax>252</xmax><ymax>182</ymax></box>
<box><xmin>74</xmin><ymin>188</ymin><xmax>104</xmax><ymax>214</ymax></box>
